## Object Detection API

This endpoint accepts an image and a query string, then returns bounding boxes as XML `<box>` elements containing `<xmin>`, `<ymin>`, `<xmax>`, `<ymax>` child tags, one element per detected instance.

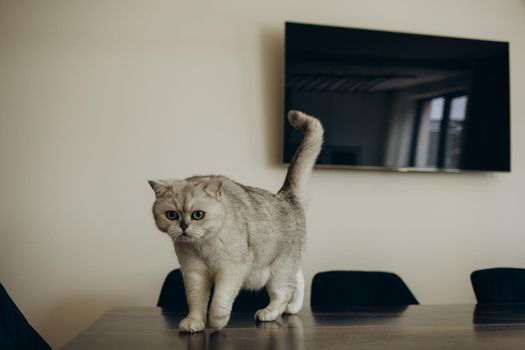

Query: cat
<box><xmin>148</xmin><ymin>110</ymin><xmax>323</xmax><ymax>332</ymax></box>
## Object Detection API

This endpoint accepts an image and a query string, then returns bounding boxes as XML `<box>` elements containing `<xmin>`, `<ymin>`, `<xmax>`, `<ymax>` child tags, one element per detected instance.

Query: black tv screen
<box><xmin>283</xmin><ymin>22</ymin><xmax>510</xmax><ymax>172</ymax></box>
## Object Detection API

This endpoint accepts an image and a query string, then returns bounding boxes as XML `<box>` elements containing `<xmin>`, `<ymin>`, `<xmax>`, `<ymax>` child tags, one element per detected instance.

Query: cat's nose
<box><xmin>180</xmin><ymin>222</ymin><xmax>189</xmax><ymax>231</ymax></box>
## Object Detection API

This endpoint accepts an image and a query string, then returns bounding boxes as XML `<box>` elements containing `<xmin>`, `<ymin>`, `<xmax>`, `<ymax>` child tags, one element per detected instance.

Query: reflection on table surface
<box><xmin>61</xmin><ymin>305</ymin><xmax>525</xmax><ymax>350</ymax></box>
<box><xmin>178</xmin><ymin>315</ymin><xmax>304</xmax><ymax>350</ymax></box>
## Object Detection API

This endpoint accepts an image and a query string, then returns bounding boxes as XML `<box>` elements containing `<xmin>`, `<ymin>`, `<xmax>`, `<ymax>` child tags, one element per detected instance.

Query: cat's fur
<box><xmin>149</xmin><ymin>110</ymin><xmax>323</xmax><ymax>332</ymax></box>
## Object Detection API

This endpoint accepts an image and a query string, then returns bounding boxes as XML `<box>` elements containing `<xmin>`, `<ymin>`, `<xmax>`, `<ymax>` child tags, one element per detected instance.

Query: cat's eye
<box><xmin>165</xmin><ymin>210</ymin><xmax>179</xmax><ymax>221</ymax></box>
<box><xmin>191</xmin><ymin>210</ymin><xmax>205</xmax><ymax>220</ymax></box>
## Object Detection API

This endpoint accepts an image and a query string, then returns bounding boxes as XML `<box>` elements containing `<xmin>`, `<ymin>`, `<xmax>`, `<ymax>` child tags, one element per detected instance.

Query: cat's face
<box><xmin>149</xmin><ymin>179</ymin><xmax>226</xmax><ymax>242</ymax></box>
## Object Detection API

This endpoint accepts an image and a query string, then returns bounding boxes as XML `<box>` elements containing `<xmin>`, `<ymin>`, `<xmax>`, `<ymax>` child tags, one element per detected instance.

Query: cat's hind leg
<box><xmin>285</xmin><ymin>269</ymin><xmax>304</xmax><ymax>314</ymax></box>
<box><xmin>255</xmin><ymin>271</ymin><xmax>295</xmax><ymax>322</ymax></box>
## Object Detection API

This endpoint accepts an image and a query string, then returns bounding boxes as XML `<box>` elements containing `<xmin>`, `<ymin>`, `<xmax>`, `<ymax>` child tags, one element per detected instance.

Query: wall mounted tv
<box><xmin>283</xmin><ymin>22</ymin><xmax>510</xmax><ymax>172</ymax></box>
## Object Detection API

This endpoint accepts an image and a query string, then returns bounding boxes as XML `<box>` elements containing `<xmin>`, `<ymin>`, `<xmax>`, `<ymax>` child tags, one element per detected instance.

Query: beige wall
<box><xmin>1</xmin><ymin>0</ymin><xmax>524</xmax><ymax>347</ymax></box>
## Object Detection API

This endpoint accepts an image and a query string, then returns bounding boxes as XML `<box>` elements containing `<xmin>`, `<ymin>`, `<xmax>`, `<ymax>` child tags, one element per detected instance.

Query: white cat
<box><xmin>149</xmin><ymin>111</ymin><xmax>323</xmax><ymax>332</ymax></box>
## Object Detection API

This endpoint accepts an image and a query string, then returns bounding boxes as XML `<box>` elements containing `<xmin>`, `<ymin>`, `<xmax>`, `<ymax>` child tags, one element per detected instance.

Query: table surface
<box><xmin>61</xmin><ymin>304</ymin><xmax>525</xmax><ymax>350</ymax></box>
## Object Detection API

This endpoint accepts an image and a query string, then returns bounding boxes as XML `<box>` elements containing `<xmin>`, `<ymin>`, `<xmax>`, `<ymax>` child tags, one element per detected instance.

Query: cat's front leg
<box><xmin>179</xmin><ymin>261</ymin><xmax>211</xmax><ymax>333</ymax></box>
<box><xmin>208</xmin><ymin>267</ymin><xmax>246</xmax><ymax>329</ymax></box>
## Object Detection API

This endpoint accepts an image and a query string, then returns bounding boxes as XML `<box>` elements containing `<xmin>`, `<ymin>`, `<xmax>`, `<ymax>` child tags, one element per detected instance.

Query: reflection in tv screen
<box><xmin>283</xmin><ymin>22</ymin><xmax>510</xmax><ymax>172</ymax></box>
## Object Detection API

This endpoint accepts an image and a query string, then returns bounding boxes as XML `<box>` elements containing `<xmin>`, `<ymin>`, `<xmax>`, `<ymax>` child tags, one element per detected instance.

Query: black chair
<box><xmin>471</xmin><ymin>267</ymin><xmax>525</xmax><ymax>304</ymax></box>
<box><xmin>0</xmin><ymin>283</ymin><xmax>52</xmax><ymax>350</ymax></box>
<box><xmin>310</xmin><ymin>271</ymin><xmax>418</xmax><ymax>311</ymax></box>
<box><xmin>157</xmin><ymin>269</ymin><xmax>270</xmax><ymax>312</ymax></box>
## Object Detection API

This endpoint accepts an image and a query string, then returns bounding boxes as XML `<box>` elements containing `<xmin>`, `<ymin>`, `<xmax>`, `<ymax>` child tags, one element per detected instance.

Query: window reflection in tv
<box><xmin>283</xmin><ymin>22</ymin><xmax>510</xmax><ymax>172</ymax></box>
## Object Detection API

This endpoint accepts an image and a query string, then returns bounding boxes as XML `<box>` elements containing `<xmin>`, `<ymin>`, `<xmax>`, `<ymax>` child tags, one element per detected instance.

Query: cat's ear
<box><xmin>205</xmin><ymin>181</ymin><xmax>223</xmax><ymax>199</ymax></box>
<box><xmin>148</xmin><ymin>180</ymin><xmax>170</xmax><ymax>197</ymax></box>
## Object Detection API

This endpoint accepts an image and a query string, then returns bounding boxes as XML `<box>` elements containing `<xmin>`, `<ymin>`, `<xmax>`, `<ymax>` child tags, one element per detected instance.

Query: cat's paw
<box><xmin>179</xmin><ymin>317</ymin><xmax>205</xmax><ymax>333</ymax></box>
<box><xmin>208</xmin><ymin>314</ymin><xmax>229</xmax><ymax>329</ymax></box>
<box><xmin>255</xmin><ymin>308</ymin><xmax>280</xmax><ymax>322</ymax></box>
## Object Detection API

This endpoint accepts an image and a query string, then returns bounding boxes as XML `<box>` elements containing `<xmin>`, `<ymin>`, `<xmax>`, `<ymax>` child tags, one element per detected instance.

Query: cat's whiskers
<box><xmin>167</xmin><ymin>227</ymin><xmax>182</xmax><ymax>240</ymax></box>
<box><xmin>216</xmin><ymin>236</ymin><xmax>227</xmax><ymax>251</ymax></box>
<box><xmin>194</xmin><ymin>238</ymin><xmax>205</xmax><ymax>252</ymax></box>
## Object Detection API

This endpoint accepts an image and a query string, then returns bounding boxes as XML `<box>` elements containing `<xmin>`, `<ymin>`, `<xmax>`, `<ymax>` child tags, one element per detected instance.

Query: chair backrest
<box><xmin>157</xmin><ymin>269</ymin><xmax>270</xmax><ymax>312</ymax></box>
<box><xmin>0</xmin><ymin>283</ymin><xmax>52</xmax><ymax>350</ymax></box>
<box><xmin>157</xmin><ymin>269</ymin><xmax>188</xmax><ymax>312</ymax></box>
<box><xmin>311</xmin><ymin>271</ymin><xmax>418</xmax><ymax>311</ymax></box>
<box><xmin>471</xmin><ymin>267</ymin><xmax>525</xmax><ymax>304</ymax></box>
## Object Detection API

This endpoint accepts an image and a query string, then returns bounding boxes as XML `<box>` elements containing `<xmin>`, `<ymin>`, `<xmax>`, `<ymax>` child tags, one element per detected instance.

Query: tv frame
<box><xmin>283</xmin><ymin>22</ymin><xmax>511</xmax><ymax>173</ymax></box>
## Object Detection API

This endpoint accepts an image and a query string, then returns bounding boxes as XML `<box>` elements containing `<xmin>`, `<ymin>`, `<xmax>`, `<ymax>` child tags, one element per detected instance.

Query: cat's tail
<box><xmin>279</xmin><ymin>110</ymin><xmax>324</xmax><ymax>205</ymax></box>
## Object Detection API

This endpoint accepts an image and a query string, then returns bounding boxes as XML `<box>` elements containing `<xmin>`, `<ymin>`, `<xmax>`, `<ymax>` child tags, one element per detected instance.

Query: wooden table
<box><xmin>61</xmin><ymin>304</ymin><xmax>525</xmax><ymax>349</ymax></box>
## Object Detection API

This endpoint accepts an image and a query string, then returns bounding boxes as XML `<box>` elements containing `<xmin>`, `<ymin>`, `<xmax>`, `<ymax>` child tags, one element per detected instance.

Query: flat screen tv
<box><xmin>283</xmin><ymin>22</ymin><xmax>510</xmax><ymax>172</ymax></box>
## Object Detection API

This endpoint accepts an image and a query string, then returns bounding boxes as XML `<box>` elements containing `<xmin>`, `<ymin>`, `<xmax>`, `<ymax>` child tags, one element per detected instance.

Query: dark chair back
<box><xmin>471</xmin><ymin>267</ymin><xmax>525</xmax><ymax>304</ymax></box>
<box><xmin>311</xmin><ymin>271</ymin><xmax>418</xmax><ymax>311</ymax></box>
<box><xmin>157</xmin><ymin>269</ymin><xmax>188</xmax><ymax>312</ymax></box>
<box><xmin>157</xmin><ymin>269</ymin><xmax>270</xmax><ymax>312</ymax></box>
<box><xmin>0</xmin><ymin>283</ymin><xmax>52</xmax><ymax>350</ymax></box>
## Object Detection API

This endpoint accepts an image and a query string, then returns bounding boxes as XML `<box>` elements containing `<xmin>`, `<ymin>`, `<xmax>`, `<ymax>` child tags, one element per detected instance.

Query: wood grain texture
<box><xmin>60</xmin><ymin>305</ymin><xmax>525</xmax><ymax>350</ymax></box>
